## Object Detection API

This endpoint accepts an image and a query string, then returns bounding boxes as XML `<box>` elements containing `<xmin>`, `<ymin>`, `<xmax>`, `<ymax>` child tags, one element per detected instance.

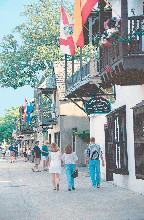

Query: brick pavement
<box><xmin>0</xmin><ymin>156</ymin><xmax>144</xmax><ymax>220</ymax></box>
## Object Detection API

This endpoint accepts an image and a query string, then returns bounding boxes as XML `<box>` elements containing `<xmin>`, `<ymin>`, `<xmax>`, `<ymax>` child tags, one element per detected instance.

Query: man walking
<box><xmin>9</xmin><ymin>143</ymin><xmax>15</xmax><ymax>163</ymax></box>
<box><xmin>32</xmin><ymin>141</ymin><xmax>41</xmax><ymax>172</ymax></box>
<box><xmin>41</xmin><ymin>141</ymin><xmax>50</xmax><ymax>171</ymax></box>
<box><xmin>84</xmin><ymin>137</ymin><xmax>105</xmax><ymax>188</ymax></box>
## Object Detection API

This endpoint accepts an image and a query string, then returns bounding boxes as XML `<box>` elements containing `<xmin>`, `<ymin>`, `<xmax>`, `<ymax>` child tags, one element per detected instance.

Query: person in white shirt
<box><xmin>62</xmin><ymin>144</ymin><xmax>78</xmax><ymax>191</ymax></box>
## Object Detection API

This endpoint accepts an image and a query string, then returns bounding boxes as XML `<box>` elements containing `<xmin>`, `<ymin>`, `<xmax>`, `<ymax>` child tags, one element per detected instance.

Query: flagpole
<box><xmin>103</xmin><ymin>0</ymin><xmax>121</xmax><ymax>18</ymax></box>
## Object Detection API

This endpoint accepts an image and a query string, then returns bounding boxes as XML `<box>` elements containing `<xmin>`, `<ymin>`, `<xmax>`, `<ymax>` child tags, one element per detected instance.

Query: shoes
<box><xmin>92</xmin><ymin>185</ymin><xmax>96</xmax><ymax>188</ymax></box>
<box><xmin>72</xmin><ymin>187</ymin><xmax>75</xmax><ymax>190</ymax></box>
<box><xmin>36</xmin><ymin>170</ymin><xmax>41</xmax><ymax>172</ymax></box>
<box><xmin>53</xmin><ymin>187</ymin><xmax>56</xmax><ymax>190</ymax></box>
<box><xmin>68</xmin><ymin>189</ymin><xmax>71</xmax><ymax>191</ymax></box>
<box><xmin>57</xmin><ymin>184</ymin><xmax>59</xmax><ymax>191</ymax></box>
<box><xmin>96</xmin><ymin>184</ymin><xmax>100</xmax><ymax>188</ymax></box>
<box><xmin>31</xmin><ymin>168</ymin><xmax>35</xmax><ymax>172</ymax></box>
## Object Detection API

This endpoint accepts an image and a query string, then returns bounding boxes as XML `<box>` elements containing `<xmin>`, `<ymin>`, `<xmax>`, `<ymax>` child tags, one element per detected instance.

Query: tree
<box><xmin>0</xmin><ymin>107</ymin><xmax>19</xmax><ymax>144</ymax></box>
<box><xmin>0</xmin><ymin>0</ymin><xmax>73</xmax><ymax>89</ymax></box>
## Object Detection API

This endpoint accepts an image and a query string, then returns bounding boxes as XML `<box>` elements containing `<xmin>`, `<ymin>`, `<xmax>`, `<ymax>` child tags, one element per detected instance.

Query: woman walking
<box><xmin>62</xmin><ymin>145</ymin><xmax>78</xmax><ymax>191</ymax></box>
<box><xmin>49</xmin><ymin>143</ymin><xmax>61</xmax><ymax>191</ymax></box>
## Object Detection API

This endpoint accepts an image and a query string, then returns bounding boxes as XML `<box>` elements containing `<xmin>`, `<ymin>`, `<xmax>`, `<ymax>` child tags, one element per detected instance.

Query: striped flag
<box><xmin>23</xmin><ymin>98</ymin><xmax>28</xmax><ymax>122</ymax></box>
<box><xmin>60</xmin><ymin>5</ymin><xmax>76</xmax><ymax>56</ymax></box>
<box><xmin>74</xmin><ymin>0</ymin><xmax>99</xmax><ymax>48</ymax></box>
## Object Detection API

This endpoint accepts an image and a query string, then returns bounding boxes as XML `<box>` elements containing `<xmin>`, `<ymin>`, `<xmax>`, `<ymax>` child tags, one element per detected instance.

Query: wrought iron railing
<box><xmin>66</xmin><ymin>61</ymin><xmax>91</xmax><ymax>90</ymax></box>
<box><xmin>100</xmin><ymin>16</ymin><xmax>144</xmax><ymax>71</ymax></box>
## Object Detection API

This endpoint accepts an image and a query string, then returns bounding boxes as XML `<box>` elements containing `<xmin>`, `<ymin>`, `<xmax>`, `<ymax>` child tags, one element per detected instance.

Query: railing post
<box><xmin>72</xmin><ymin>56</ymin><xmax>74</xmax><ymax>84</ymax></box>
<box><xmin>80</xmin><ymin>48</ymin><xmax>82</xmax><ymax>80</ymax></box>
<box><xmin>121</xmin><ymin>0</ymin><xmax>128</xmax><ymax>56</ymax></box>
<box><xmin>65</xmin><ymin>54</ymin><xmax>67</xmax><ymax>90</ymax></box>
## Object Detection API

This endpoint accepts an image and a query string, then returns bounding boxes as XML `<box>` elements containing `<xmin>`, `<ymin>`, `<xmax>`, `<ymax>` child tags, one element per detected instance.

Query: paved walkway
<box><xmin>0</xmin><ymin>156</ymin><xmax>144</xmax><ymax>220</ymax></box>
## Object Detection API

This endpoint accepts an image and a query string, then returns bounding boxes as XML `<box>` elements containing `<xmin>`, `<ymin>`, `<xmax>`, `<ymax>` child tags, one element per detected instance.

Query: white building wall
<box><xmin>109</xmin><ymin>0</ymin><xmax>143</xmax><ymax>17</ymax></box>
<box><xmin>113</xmin><ymin>85</ymin><xmax>144</xmax><ymax>195</ymax></box>
<box><xmin>90</xmin><ymin>114</ymin><xmax>107</xmax><ymax>180</ymax></box>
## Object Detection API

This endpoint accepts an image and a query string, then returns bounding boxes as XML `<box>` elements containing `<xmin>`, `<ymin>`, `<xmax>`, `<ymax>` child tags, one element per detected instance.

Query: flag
<box><xmin>74</xmin><ymin>0</ymin><xmax>99</xmax><ymax>48</ymax></box>
<box><xmin>60</xmin><ymin>5</ymin><xmax>76</xmax><ymax>56</ymax></box>
<box><xmin>23</xmin><ymin>98</ymin><xmax>27</xmax><ymax>122</ymax></box>
<box><xmin>12</xmin><ymin>130</ymin><xmax>16</xmax><ymax>138</ymax></box>
<box><xmin>26</xmin><ymin>104</ymin><xmax>34</xmax><ymax>122</ymax></box>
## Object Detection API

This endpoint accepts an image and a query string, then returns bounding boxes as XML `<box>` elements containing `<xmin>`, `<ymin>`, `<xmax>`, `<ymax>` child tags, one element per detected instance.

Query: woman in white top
<box><xmin>49</xmin><ymin>143</ymin><xmax>62</xmax><ymax>191</ymax></box>
<box><xmin>62</xmin><ymin>144</ymin><xmax>78</xmax><ymax>191</ymax></box>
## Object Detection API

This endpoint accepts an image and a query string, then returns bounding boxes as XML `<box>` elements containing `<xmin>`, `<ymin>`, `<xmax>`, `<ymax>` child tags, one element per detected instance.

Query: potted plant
<box><xmin>104</xmin><ymin>17</ymin><xmax>120</xmax><ymax>38</ymax></box>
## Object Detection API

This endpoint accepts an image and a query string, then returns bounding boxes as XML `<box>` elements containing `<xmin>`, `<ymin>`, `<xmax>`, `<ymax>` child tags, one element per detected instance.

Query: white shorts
<box><xmin>35</xmin><ymin>158</ymin><xmax>41</xmax><ymax>165</ymax></box>
<box><xmin>42</xmin><ymin>156</ymin><xmax>48</xmax><ymax>161</ymax></box>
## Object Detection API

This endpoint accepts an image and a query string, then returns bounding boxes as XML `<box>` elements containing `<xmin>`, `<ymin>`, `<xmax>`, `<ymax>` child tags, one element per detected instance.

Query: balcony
<box><xmin>100</xmin><ymin>16</ymin><xmax>144</xmax><ymax>88</ymax></box>
<box><xmin>19</xmin><ymin>122</ymin><xmax>34</xmax><ymax>135</ymax></box>
<box><xmin>38</xmin><ymin>106</ymin><xmax>57</xmax><ymax>127</ymax></box>
<box><xmin>65</xmin><ymin>60</ymin><xmax>102</xmax><ymax>98</ymax></box>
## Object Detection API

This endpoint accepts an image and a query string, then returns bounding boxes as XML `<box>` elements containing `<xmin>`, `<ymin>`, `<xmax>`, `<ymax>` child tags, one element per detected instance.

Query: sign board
<box><xmin>85</xmin><ymin>97</ymin><xmax>111</xmax><ymax>115</ymax></box>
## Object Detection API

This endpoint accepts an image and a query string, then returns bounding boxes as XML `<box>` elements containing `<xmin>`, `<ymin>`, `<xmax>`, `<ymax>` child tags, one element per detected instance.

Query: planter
<box><xmin>99</xmin><ymin>36</ymin><xmax>108</xmax><ymax>45</ymax></box>
<box><xmin>107</xmin><ymin>27</ymin><xmax>119</xmax><ymax>38</ymax></box>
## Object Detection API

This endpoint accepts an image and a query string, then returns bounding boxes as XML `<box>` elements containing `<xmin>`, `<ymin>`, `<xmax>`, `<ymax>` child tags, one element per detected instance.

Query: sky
<box><xmin>0</xmin><ymin>0</ymin><xmax>36</xmax><ymax>116</ymax></box>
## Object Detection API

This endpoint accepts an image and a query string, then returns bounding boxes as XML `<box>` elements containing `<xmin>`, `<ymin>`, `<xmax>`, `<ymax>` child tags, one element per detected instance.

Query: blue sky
<box><xmin>0</xmin><ymin>0</ymin><xmax>36</xmax><ymax>116</ymax></box>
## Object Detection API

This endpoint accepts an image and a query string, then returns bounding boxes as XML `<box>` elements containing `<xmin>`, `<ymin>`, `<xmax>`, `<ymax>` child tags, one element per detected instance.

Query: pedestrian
<box><xmin>9</xmin><ymin>143</ymin><xmax>15</xmax><ymax>163</ymax></box>
<box><xmin>2</xmin><ymin>145</ymin><xmax>6</xmax><ymax>159</ymax></box>
<box><xmin>41</xmin><ymin>141</ymin><xmax>50</xmax><ymax>171</ymax></box>
<box><xmin>27</xmin><ymin>148</ymin><xmax>31</xmax><ymax>161</ymax></box>
<box><xmin>22</xmin><ymin>145</ymin><xmax>27</xmax><ymax>162</ymax></box>
<box><xmin>32</xmin><ymin>141</ymin><xmax>41</xmax><ymax>172</ymax></box>
<box><xmin>48</xmin><ymin>143</ymin><xmax>61</xmax><ymax>191</ymax></box>
<box><xmin>13</xmin><ymin>143</ymin><xmax>18</xmax><ymax>161</ymax></box>
<box><xmin>62</xmin><ymin>144</ymin><xmax>78</xmax><ymax>191</ymax></box>
<box><xmin>84</xmin><ymin>137</ymin><xmax>105</xmax><ymax>188</ymax></box>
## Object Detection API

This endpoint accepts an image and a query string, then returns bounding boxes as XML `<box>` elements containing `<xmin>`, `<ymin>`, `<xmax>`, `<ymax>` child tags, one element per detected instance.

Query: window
<box><xmin>133</xmin><ymin>102</ymin><xmax>144</xmax><ymax>180</ymax></box>
<box><xmin>49</xmin><ymin>134</ymin><xmax>51</xmax><ymax>144</ymax></box>
<box><xmin>72</xmin><ymin>134</ymin><xmax>76</xmax><ymax>152</ymax></box>
<box><xmin>54</xmin><ymin>132</ymin><xmax>60</xmax><ymax>147</ymax></box>
<box><xmin>106</xmin><ymin>105</ymin><xmax>129</xmax><ymax>175</ymax></box>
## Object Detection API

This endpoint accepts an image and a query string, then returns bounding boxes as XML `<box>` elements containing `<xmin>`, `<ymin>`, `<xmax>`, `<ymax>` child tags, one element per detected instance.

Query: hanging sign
<box><xmin>85</xmin><ymin>97</ymin><xmax>111</xmax><ymax>115</ymax></box>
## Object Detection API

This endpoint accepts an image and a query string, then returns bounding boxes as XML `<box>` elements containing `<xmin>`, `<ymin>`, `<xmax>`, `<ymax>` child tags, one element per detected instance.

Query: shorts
<box><xmin>10</xmin><ymin>151</ymin><xmax>15</xmax><ymax>157</ymax></box>
<box><xmin>35</xmin><ymin>158</ymin><xmax>41</xmax><ymax>165</ymax></box>
<box><xmin>42</xmin><ymin>156</ymin><xmax>48</xmax><ymax>161</ymax></box>
<box><xmin>23</xmin><ymin>152</ymin><xmax>27</xmax><ymax>157</ymax></box>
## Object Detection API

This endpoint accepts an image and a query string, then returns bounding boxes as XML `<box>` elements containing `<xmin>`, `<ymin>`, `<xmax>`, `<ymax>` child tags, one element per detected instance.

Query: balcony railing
<box><xmin>38</xmin><ymin>106</ymin><xmax>57</xmax><ymax>126</ymax></box>
<box><xmin>100</xmin><ymin>16</ymin><xmax>144</xmax><ymax>72</ymax></box>
<box><xmin>20</xmin><ymin>122</ymin><xmax>34</xmax><ymax>134</ymax></box>
<box><xmin>66</xmin><ymin>61</ymin><xmax>91</xmax><ymax>89</ymax></box>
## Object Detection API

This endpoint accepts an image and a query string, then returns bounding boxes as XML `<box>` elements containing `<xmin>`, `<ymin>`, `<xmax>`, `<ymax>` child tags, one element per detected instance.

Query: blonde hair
<box><xmin>65</xmin><ymin>144</ymin><xmax>72</xmax><ymax>154</ymax></box>
<box><xmin>44</xmin><ymin>140</ymin><xmax>49</xmax><ymax>145</ymax></box>
<box><xmin>50</xmin><ymin>143</ymin><xmax>59</xmax><ymax>152</ymax></box>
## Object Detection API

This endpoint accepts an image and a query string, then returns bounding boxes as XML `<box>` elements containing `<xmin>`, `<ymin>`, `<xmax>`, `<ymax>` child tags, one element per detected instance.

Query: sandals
<box><xmin>57</xmin><ymin>184</ymin><xmax>59</xmax><ymax>191</ymax></box>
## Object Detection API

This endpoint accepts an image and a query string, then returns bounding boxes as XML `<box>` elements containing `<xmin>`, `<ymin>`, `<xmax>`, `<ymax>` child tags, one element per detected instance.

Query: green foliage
<box><xmin>0</xmin><ymin>0</ymin><xmax>73</xmax><ymax>89</ymax></box>
<box><xmin>73</xmin><ymin>130</ymin><xmax>90</xmax><ymax>143</ymax></box>
<box><xmin>0</xmin><ymin>107</ymin><xmax>19</xmax><ymax>144</ymax></box>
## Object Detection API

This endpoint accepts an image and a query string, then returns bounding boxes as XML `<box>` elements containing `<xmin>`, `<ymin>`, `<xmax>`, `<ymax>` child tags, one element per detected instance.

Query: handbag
<box><xmin>71</xmin><ymin>169</ymin><xmax>78</xmax><ymax>178</ymax></box>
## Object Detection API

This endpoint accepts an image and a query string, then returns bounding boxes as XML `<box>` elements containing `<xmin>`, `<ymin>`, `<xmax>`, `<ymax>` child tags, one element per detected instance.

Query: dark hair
<box><xmin>35</xmin><ymin>141</ymin><xmax>39</xmax><ymax>145</ymax></box>
<box><xmin>90</xmin><ymin>137</ymin><xmax>95</xmax><ymax>142</ymax></box>
<box><xmin>65</xmin><ymin>144</ymin><xmax>72</xmax><ymax>154</ymax></box>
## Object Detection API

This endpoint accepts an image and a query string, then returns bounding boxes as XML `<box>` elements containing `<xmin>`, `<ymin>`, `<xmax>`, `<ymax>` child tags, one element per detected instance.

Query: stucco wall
<box><xmin>113</xmin><ymin>85</ymin><xmax>144</xmax><ymax>195</ymax></box>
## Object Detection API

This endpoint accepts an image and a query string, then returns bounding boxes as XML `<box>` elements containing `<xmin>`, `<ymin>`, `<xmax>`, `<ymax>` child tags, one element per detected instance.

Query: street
<box><xmin>0</xmin><ymin>156</ymin><xmax>144</xmax><ymax>220</ymax></box>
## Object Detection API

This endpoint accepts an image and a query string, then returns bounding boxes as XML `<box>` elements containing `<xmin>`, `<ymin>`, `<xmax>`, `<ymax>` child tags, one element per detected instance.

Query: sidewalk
<box><xmin>0</xmin><ymin>156</ymin><xmax>144</xmax><ymax>220</ymax></box>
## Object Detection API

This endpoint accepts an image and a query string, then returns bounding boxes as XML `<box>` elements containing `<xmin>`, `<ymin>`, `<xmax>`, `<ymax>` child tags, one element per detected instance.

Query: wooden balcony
<box><xmin>65</xmin><ymin>60</ymin><xmax>101</xmax><ymax>98</ymax></box>
<box><xmin>38</xmin><ymin>109</ymin><xmax>57</xmax><ymax>127</ymax></box>
<box><xmin>100</xmin><ymin>16</ymin><xmax>144</xmax><ymax>88</ymax></box>
<box><xmin>19</xmin><ymin>122</ymin><xmax>34</xmax><ymax>135</ymax></box>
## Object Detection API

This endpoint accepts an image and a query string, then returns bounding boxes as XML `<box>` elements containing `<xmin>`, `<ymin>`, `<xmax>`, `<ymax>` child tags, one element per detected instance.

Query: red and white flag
<box><xmin>23</xmin><ymin>98</ymin><xmax>27</xmax><ymax>122</ymax></box>
<box><xmin>60</xmin><ymin>5</ymin><xmax>76</xmax><ymax>56</ymax></box>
